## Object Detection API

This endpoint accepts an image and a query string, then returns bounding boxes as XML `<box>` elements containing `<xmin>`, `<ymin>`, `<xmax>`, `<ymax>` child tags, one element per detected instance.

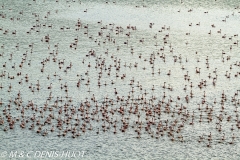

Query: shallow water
<box><xmin>0</xmin><ymin>0</ymin><xmax>240</xmax><ymax>159</ymax></box>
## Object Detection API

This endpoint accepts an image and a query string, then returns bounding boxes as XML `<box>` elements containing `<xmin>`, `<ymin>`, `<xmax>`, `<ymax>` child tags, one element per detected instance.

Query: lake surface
<box><xmin>0</xmin><ymin>0</ymin><xmax>240</xmax><ymax>159</ymax></box>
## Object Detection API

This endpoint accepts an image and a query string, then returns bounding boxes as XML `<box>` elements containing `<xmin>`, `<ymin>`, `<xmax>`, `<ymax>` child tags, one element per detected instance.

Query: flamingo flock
<box><xmin>0</xmin><ymin>0</ymin><xmax>240</xmax><ymax>148</ymax></box>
